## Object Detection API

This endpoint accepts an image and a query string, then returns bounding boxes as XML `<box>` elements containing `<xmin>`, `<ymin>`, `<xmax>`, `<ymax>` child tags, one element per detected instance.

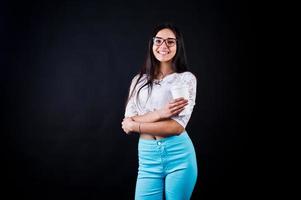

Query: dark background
<box><xmin>1</xmin><ymin>0</ymin><xmax>256</xmax><ymax>199</ymax></box>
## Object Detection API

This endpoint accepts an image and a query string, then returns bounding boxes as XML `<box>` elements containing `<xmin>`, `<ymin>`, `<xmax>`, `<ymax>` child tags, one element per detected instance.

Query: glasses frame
<box><xmin>152</xmin><ymin>37</ymin><xmax>177</xmax><ymax>47</ymax></box>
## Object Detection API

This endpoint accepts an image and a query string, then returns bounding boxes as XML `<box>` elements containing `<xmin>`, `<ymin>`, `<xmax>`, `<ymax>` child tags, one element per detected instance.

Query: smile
<box><xmin>157</xmin><ymin>51</ymin><xmax>170</xmax><ymax>55</ymax></box>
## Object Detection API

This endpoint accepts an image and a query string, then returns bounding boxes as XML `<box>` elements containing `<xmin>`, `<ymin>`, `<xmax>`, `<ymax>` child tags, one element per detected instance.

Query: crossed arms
<box><xmin>121</xmin><ymin>98</ymin><xmax>187</xmax><ymax>137</ymax></box>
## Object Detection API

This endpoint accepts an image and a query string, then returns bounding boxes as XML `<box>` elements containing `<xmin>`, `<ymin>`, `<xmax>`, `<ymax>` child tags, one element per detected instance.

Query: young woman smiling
<box><xmin>122</xmin><ymin>23</ymin><xmax>198</xmax><ymax>200</ymax></box>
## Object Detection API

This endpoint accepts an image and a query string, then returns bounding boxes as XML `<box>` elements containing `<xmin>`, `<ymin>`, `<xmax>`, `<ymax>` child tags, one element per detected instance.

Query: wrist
<box><xmin>132</xmin><ymin>121</ymin><xmax>140</xmax><ymax>132</ymax></box>
<box><xmin>138</xmin><ymin>122</ymin><xmax>142</xmax><ymax>134</ymax></box>
<box><xmin>133</xmin><ymin>122</ymin><xmax>142</xmax><ymax>134</ymax></box>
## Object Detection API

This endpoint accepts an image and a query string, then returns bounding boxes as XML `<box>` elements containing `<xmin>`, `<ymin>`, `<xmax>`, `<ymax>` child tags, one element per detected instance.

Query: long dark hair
<box><xmin>127</xmin><ymin>23</ymin><xmax>189</xmax><ymax>107</ymax></box>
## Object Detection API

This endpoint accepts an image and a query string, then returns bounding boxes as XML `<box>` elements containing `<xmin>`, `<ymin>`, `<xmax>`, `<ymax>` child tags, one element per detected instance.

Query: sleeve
<box><xmin>124</xmin><ymin>75</ymin><xmax>139</xmax><ymax>117</ymax></box>
<box><xmin>171</xmin><ymin>72</ymin><xmax>197</xmax><ymax>129</ymax></box>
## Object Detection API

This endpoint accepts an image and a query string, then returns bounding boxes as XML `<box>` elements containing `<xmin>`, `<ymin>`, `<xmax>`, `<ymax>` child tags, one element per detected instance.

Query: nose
<box><xmin>159</xmin><ymin>41</ymin><xmax>169</xmax><ymax>49</ymax></box>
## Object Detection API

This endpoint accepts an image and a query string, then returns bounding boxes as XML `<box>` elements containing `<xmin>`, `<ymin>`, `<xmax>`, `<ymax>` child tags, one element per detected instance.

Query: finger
<box><xmin>169</xmin><ymin>101</ymin><xmax>179</xmax><ymax>108</ymax></box>
<box><xmin>169</xmin><ymin>97</ymin><xmax>184</xmax><ymax>104</ymax></box>
<box><xmin>123</xmin><ymin>127</ymin><xmax>129</xmax><ymax>134</ymax></box>
<box><xmin>174</xmin><ymin>100</ymin><xmax>188</xmax><ymax>108</ymax></box>
<box><xmin>175</xmin><ymin>97</ymin><xmax>184</xmax><ymax>101</ymax></box>
<box><xmin>169</xmin><ymin>99</ymin><xmax>176</xmax><ymax>104</ymax></box>
<box><xmin>171</xmin><ymin>105</ymin><xmax>181</xmax><ymax>113</ymax></box>
<box><xmin>168</xmin><ymin>104</ymin><xmax>174</xmax><ymax>109</ymax></box>
<box><xmin>173</xmin><ymin>107</ymin><xmax>185</xmax><ymax>114</ymax></box>
<box><xmin>170</xmin><ymin>99</ymin><xmax>187</xmax><ymax>107</ymax></box>
<box><xmin>170</xmin><ymin>102</ymin><xmax>187</xmax><ymax>111</ymax></box>
<box><xmin>172</xmin><ymin>103</ymin><xmax>186</xmax><ymax>112</ymax></box>
<box><xmin>178</xmin><ymin>102</ymin><xmax>188</xmax><ymax>107</ymax></box>
<box><xmin>176</xmin><ymin>99</ymin><xmax>188</xmax><ymax>105</ymax></box>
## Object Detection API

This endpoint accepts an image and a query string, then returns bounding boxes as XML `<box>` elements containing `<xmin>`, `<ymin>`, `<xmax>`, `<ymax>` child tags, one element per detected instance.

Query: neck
<box><xmin>157</xmin><ymin>62</ymin><xmax>174</xmax><ymax>77</ymax></box>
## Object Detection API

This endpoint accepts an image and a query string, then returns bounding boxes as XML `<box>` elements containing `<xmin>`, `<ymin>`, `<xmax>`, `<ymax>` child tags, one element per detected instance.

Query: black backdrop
<box><xmin>1</xmin><ymin>0</ymin><xmax>256</xmax><ymax>199</ymax></box>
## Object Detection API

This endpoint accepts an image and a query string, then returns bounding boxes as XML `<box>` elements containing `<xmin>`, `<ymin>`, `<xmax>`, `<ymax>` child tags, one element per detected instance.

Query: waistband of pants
<box><xmin>138</xmin><ymin>131</ymin><xmax>189</xmax><ymax>145</ymax></box>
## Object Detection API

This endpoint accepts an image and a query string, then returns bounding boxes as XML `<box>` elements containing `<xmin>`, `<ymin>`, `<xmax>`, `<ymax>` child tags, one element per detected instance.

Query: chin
<box><xmin>155</xmin><ymin>55</ymin><xmax>173</xmax><ymax>62</ymax></box>
<box><xmin>160</xmin><ymin>59</ymin><xmax>172</xmax><ymax>62</ymax></box>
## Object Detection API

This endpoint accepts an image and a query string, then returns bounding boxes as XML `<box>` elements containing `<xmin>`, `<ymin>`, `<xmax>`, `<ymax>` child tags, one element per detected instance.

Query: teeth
<box><xmin>158</xmin><ymin>51</ymin><xmax>169</xmax><ymax>55</ymax></box>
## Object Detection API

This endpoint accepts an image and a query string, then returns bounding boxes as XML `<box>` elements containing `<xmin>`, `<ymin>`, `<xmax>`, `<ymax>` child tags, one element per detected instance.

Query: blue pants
<box><xmin>135</xmin><ymin>131</ymin><xmax>198</xmax><ymax>200</ymax></box>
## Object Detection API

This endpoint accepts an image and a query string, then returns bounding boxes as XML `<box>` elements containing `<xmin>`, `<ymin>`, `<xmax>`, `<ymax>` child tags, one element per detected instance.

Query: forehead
<box><xmin>155</xmin><ymin>28</ymin><xmax>176</xmax><ymax>38</ymax></box>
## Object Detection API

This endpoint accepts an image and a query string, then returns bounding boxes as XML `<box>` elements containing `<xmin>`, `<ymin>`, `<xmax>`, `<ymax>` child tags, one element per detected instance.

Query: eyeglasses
<box><xmin>153</xmin><ymin>37</ymin><xmax>177</xmax><ymax>47</ymax></box>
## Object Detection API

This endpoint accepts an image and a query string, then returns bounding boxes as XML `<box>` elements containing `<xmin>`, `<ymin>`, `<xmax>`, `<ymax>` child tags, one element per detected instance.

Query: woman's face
<box><xmin>152</xmin><ymin>28</ymin><xmax>177</xmax><ymax>63</ymax></box>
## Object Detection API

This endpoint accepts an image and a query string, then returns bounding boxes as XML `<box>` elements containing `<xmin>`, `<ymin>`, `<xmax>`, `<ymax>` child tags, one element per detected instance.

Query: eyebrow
<box><xmin>154</xmin><ymin>36</ymin><xmax>177</xmax><ymax>40</ymax></box>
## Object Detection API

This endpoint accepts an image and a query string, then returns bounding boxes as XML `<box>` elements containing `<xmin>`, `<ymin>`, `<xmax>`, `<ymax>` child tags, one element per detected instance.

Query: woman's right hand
<box><xmin>156</xmin><ymin>98</ymin><xmax>188</xmax><ymax>119</ymax></box>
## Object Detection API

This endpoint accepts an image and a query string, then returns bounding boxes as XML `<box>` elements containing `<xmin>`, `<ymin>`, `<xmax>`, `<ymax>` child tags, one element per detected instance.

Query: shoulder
<box><xmin>131</xmin><ymin>74</ymin><xmax>139</xmax><ymax>82</ymax></box>
<box><xmin>131</xmin><ymin>73</ymin><xmax>147</xmax><ymax>84</ymax></box>
<box><xmin>178</xmin><ymin>71</ymin><xmax>197</xmax><ymax>82</ymax></box>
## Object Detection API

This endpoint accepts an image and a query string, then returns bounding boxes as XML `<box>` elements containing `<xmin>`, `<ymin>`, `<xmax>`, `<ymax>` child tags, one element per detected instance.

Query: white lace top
<box><xmin>124</xmin><ymin>71</ymin><xmax>197</xmax><ymax>129</ymax></box>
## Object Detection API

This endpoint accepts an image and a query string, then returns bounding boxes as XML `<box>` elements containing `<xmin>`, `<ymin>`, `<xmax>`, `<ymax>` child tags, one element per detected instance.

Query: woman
<box><xmin>121</xmin><ymin>23</ymin><xmax>198</xmax><ymax>200</ymax></box>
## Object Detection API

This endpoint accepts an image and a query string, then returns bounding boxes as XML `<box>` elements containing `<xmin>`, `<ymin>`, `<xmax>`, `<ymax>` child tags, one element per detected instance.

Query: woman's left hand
<box><xmin>122</xmin><ymin>117</ymin><xmax>136</xmax><ymax>134</ymax></box>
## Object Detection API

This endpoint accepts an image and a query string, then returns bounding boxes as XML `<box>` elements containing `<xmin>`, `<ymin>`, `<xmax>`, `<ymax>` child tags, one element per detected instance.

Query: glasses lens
<box><xmin>153</xmin><ymin>38</ymin><xmax>163</xmax><ymax>46</ymax></box>
<box><xmin>166</xmin><ymin>39</ymin><xmax>176</xmax><ymax>47</ymax></box>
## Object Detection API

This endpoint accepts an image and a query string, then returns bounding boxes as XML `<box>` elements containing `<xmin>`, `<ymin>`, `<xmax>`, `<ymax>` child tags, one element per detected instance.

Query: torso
<box><xmin>134</xmin><ymin>71</ymin><xmax>192</xmax><ymax>141</ymax></box>
<box><xmin>140</xmin><ymin>133</ymin><xmax>165</xmax><ymax>140</ymax></box>
<box><xmin>139</xmin><ymin>72</ymin><xmax>172</xmax><ymax>141</ymax></box>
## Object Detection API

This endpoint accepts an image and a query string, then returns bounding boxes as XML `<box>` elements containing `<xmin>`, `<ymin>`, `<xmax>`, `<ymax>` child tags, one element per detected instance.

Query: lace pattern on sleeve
<box><xmin>171</xmin><ymin>72</ymin><xmax>197</xmax><ymax>128</ymax></box>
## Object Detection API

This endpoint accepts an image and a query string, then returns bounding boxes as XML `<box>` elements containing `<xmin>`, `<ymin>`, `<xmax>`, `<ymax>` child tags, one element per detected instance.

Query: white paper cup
<box><xmin>171</xmin><ymin>85</ymin><xmax>189</xmax><ymax>116</ymax></box>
